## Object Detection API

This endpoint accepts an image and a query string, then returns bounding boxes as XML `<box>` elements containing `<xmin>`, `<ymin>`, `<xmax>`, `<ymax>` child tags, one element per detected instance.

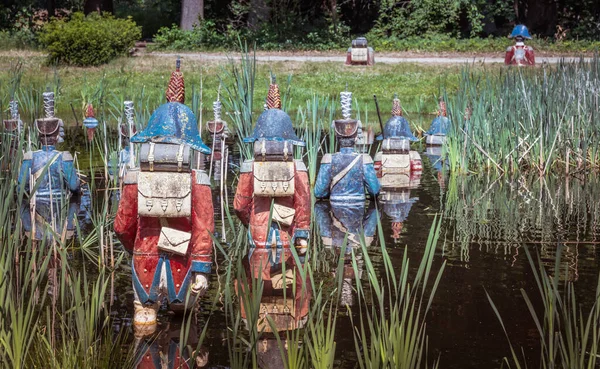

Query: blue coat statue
<box><xmin>314</xmin><ymin>91</ymin><xmax>380</xmax><ymax>204</ymax></box>
<box><xmin>18</xmin><ymin>92</ymin><xmax>80</xmax><ymax>198</ymax></box>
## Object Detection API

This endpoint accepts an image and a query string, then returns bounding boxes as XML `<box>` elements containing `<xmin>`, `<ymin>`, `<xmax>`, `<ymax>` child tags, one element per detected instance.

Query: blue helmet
<box><xmin>244</xmin><ymin>109</ymin><xmax>305</xmax><ymax>146</ymax></box>
<box><xmin>131</xmin><ymin>102</ymin><xmax>211</xmax><ymax>154</ymax></box>
<box><xmin>426</xmin><ymin>116</ymin><xmax>450</xmax><ymax>136</ymax></box>
<box><xmin>378</xmin><ymin>116</ymin><xmax>418</xmax><ymax>142</ymax></box>
<box><xmin>244</xmin><ymin>79</ymin><xmax>304</xmax><ymax>146</ymax></box>
<box><xmin>510</xmin><ymin>25</ymin><xmax>532</xmax><ymax>39</ymax></box>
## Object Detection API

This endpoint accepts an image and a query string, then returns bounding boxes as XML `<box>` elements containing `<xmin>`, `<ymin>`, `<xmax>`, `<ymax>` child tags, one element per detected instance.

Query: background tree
<box><xmin>180</xmin><ymin>0</ymin><xmax>203</xmax><ymax>30</ymax></box>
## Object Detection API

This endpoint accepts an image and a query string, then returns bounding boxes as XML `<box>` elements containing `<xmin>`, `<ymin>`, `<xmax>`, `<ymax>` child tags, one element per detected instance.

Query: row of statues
<box><xmin>346</xmin><ymin>25</ymin><xmax>536</xmax><ymax>67</ymax></box>
<box><xmin>6</xmin><ymin>59</ymin><xmax>448</xmax><ymax>350</ymax></box>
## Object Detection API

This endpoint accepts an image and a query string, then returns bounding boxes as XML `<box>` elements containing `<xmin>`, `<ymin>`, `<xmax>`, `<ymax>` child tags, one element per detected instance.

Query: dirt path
<box><xmin>148</xmin><ymin>51</ymin><xmax>593</xmax><ymax>65</ymax></box>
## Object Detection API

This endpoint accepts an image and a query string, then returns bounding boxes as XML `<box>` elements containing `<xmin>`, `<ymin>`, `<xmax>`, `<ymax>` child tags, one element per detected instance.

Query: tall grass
<box><xmin>350</xmin><ymin>215</ymin><xmax>445</xmax><ymax>369</ymax></box>
<box><xmin>488</xmin><ymin>245</ymin><xmax>600</xmax><ymax>369</ymax></box>
<box><xmin>446</xmin><ymin>56</ymin><xmax>600</xmax><ymax>175</ymax></box>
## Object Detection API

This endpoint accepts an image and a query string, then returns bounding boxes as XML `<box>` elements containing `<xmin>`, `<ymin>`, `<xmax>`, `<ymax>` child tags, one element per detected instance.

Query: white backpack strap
<box><xmin>147</xmin><ymin>142</ymin><xmax>156</xmax><ymax>172</ymax></box>
<box><xmin>176</xmin><ymin>144</ymin><xmax>185</xmax><ymax>172</ymax></box>
<box><xmin>331</xmin><ymin>155</ymin><xmax>361</xmax><ymax>188</ymax></box>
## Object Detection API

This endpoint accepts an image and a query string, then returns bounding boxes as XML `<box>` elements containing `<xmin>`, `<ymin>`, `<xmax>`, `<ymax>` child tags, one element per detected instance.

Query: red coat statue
<box><xmin>234</xmin><ymin>79</ymin><xmax>311</xmax><ymax>253</ymax></box>
<box><xmin>505</xmin><ymin>25</ymin><xmax>535</xmax><ymax>66</ymax></box>
<box><xmin>114</xmin><ymin>59</ymin><xmax>214</xmax><ymax>335</ymax></box>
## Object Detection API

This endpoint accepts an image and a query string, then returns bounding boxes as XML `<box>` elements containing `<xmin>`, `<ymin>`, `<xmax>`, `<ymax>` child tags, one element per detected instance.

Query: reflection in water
<box><xmin>133</xmin><ymin>319</ymin><xmax>209</xmax><ymax>369</ymax></box>
<box><xmin>238</xmin><ymin>249</ymin><xmax>311</xmax><ymax>369</ymax></box>
<box><xmin>423</xmin><ymin>145</ymin><xmax>447</xmax><ymax>189</ymax></box>
<box><xmin>442</xmin><ymin>175</ymin><xmax>600</xmax><ymax>279</ymax></box>
<box><xmin>315</xmin><ymin>201</ymin><xmax>374</xmax><ymax>306</ymax></box>
<box><xmin>378</xmin><ymin>172</ymin><xmax>421</xmax><ymax>242</ymax></box>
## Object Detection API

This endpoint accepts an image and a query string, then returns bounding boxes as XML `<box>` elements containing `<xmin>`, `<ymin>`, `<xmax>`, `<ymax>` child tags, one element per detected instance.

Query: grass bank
<box><xmin>0</xmin><ymin>50</ymin><xmax>464</xmax><ymax>127</ymax></box>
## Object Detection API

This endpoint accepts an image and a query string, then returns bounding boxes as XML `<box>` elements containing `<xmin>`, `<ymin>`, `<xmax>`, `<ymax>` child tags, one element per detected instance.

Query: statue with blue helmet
<box><xmin>424</xmin><ymin>99</ymin><xmax>450</xmax><ymax>146</ymax></box>
<box><xmin>18</xmin><ymin>91</ymin><xmax>80</xmax><ymax>198</ymax></box>
<box><xmin>315</xmin><ymin>90</ymin><xmax>380</xmax><ymax>203</ymax></box>
<box><xmin>373</xmin><ymin>95</ymin><xmax>422</xmax><ymax>188</ymax></box>
<box><xmin>505</xmin><ymin>25</ymin><xmax>535</xmax><ymax>66</ymax></box>
<box><xmin>114</xmin><ymin>59</ymin><xmax>214</xmax><ymax>336</ymax></box>
<box><xmin>233</xmin><ymin>77</ymin><xmax>311</xmax><ymax>257</ymax></box>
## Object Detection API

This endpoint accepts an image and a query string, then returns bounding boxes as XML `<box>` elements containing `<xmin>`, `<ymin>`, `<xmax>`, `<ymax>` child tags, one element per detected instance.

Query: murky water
<box><xmin>82</xmin><ymin>148</ymin><xmax>598</xmax><ymax>368</ymax></box>
<box><xmin>26</xmin><ymin>125</ymin><xmax>598</xmax><ymax>368</ymax></box>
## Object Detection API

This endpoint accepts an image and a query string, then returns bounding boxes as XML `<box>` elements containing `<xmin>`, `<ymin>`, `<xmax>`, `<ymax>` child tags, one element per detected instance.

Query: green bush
<box><xmin>39</xmin><ymin>12</ymin><xmax>141</xmax><ymax>66</ymax></box>
<box><xmin>0</xmin><ymin>29</ymin><xmax>38</xmax><ymax>50</ymax></box>
<box><xmin>151</xmin><ymin>19</ymin><xmax>350</xmax><ymax>52</ymax></box>
<box><xmin>152</xmin><ymin>21</ymin><xmax>231</xmax><ymax>51</ymax></box>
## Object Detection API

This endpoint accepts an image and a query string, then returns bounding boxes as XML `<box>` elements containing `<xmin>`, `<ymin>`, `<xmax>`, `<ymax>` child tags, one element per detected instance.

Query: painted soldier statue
<box><xmin>206</xmin><ymin>98</ymin><xmax>231</xmax><ymax>182</ymax></box>
<box><xmin>20</xmin><ymin>196</ymin><xmax>80</xmax><ymax>242</ymax></box>
<box><xmin>114</xmin><ymin>59</ymin><xmax>214</xmax><ymax>335</ymax></box>
<box><xmin>346</xmin><ymin>37</ymin><xmax>375</xmax><ymax>66</ymax></box>
<box><xmin>233</xmin><ymin>78</ymin><xmax>311</xmax><ymax>255</ymax></box>
<box><xmin>505</xmin><ymin>25</ymin><xmax>535</xmax><ymax>66</ymax></box>
<box><xmin>315</xmin><ymin>90</ymin><xmax>380</xmax><ymax>203</ymax></box>
<box><xmin>374</xmin><ymin>96</ymin><xmax>422</xmax><ymax>188</ymax></box>
<box><xmin>424</xmin><ymin>99</ymin><xmax>450</xmax><ymax>146</ymax></box>
<box><xmin>18</xmin><ymin>91</ymin><xmax>79</xmax><ymax>198</ymax></box>
<box><xmin>108</xmin><ymin>101</ymin><xmax>135</xmax><ymax>185</ymax></box>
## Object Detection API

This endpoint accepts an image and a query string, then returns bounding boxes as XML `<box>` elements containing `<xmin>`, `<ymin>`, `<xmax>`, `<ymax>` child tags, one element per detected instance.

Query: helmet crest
<box><xmin>166</xmin><ymin>58</ymin><xmax>185</xmax><ymax>103</ymax></box>
<box><xmin>243</xmin><ymin>75</ymin><xmax>304</xmax><ymax>146</ymax></box>
<box><xmin>438</xmin><ymin>100</ymin><xmax>447</xmax><ymax>117</ymax></box>
<box><xmin>391</xmin><ymin>95</ymin><xmax>402</xmax><ymax>117</ymax></box>
<box><xmin>266</xmin><ymin>77</ymin><xmax>282</xmax><ymax>109</ymax></box>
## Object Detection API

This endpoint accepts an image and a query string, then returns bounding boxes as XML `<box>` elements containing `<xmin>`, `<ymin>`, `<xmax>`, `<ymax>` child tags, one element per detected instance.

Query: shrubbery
<box><xmin>39</xmin><ymin>12</ymin><xmax>141</xmax><ymax>66</ymax></box>
<box><xmin>0</xmin><ymin>29</ymin><xmax>37</xmax><ymax>50</ymax></box>
<box><xmin>151</xmin><ymin>19</ymin><xmax>350</xmax><ymax>52</ymax></box>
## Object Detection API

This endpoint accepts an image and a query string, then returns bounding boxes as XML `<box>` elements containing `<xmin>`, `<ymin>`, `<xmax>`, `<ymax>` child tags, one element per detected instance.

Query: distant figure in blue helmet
<box><xmin>373</xmin><ymin>96</ymin><xmax>422</xmax><ymax>188</ymax></box>
<box><xmin>314</xmin><ymin>90</ymin><xmax>380</xmax><ymax>203</ymax></box>
<box><xmin>18</xmin><ymin>91</ymin><xmax>80</xmax><ymax>198</ymax></box>
<box><xmin>424</xmin><ymin>99</ymin><xmax>450</xmax><ymax>146</ymax></box>
<box><xmin>505</xmin><ymin>25</ymin><xmax>535</xmax><ymax>66</ymax></box>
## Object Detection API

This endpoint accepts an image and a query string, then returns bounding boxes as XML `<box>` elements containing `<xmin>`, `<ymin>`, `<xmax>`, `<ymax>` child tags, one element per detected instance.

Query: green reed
<box><xmin>349</xmin><ymin>214</ymin><xmax>445</xmax><ymax>369</ymax></box>
<box><xmin>220</xmin><ymin>41</ymin><xmax>257</xmax><ymax>162</ymax></box>
<box><xmin>488</xmin><ymin>245</ymin><xmax>600</xmax><ymax>369</ymax></box>
<box><xmin>446</xmin><ymin>56</ymin><xmax>600</xmax><ymax>175</ymax></box>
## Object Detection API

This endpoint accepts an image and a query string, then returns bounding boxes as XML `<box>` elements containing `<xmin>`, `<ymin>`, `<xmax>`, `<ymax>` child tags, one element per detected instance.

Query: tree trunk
<box><xmin>83</xmin><ymin>0</ymin><xmax>114</xmax><ymax>14</ymax></box>
<box><xmin>47</xmin><ymin>0</ymin><xmax>55</xmax><ymax>19</ymax></box>
<box><xmin>180</xmin><ymin>0</ymin><xmax>204</xmax><ymax>31</ymax></box>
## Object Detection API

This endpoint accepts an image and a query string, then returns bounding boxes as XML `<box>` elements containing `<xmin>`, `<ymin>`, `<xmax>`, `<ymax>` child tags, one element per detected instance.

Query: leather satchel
<box><xmin>137</xmin><ymin>172</ymin><xmax>192</xmax><ymax>217</ymax></box>
<box><xmin>271</xmin><ymin>203</ymin><xmax>295</xmax><ymax>226</ymax></box>
<box><xmin>253</xmin><ymin>161</ymin><xmax>295</xmax><ymax>197</ymax></box>
<box><xmin>157</xmin><ymin>226</ymin><xmax>191</xmax><ymax>256</ymax></box>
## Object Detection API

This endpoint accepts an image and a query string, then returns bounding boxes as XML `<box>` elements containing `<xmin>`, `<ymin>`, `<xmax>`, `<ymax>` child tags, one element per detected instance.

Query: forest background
<box><xmin>1</xmin><ymin>0</ymin><xmax>599</xmax><ymax>53</ymax></box>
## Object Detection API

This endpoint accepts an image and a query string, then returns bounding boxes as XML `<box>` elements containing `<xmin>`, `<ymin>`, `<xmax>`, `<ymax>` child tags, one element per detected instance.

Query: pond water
<box><xmin>14</xmin><ymin>124</ymin><xmax>599</xmax><ymax>368</ymax></box>
<box><xmin>81</xmin><ymin>146</ymin><xmax>599</xmax><ymax>369</ymax></box>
